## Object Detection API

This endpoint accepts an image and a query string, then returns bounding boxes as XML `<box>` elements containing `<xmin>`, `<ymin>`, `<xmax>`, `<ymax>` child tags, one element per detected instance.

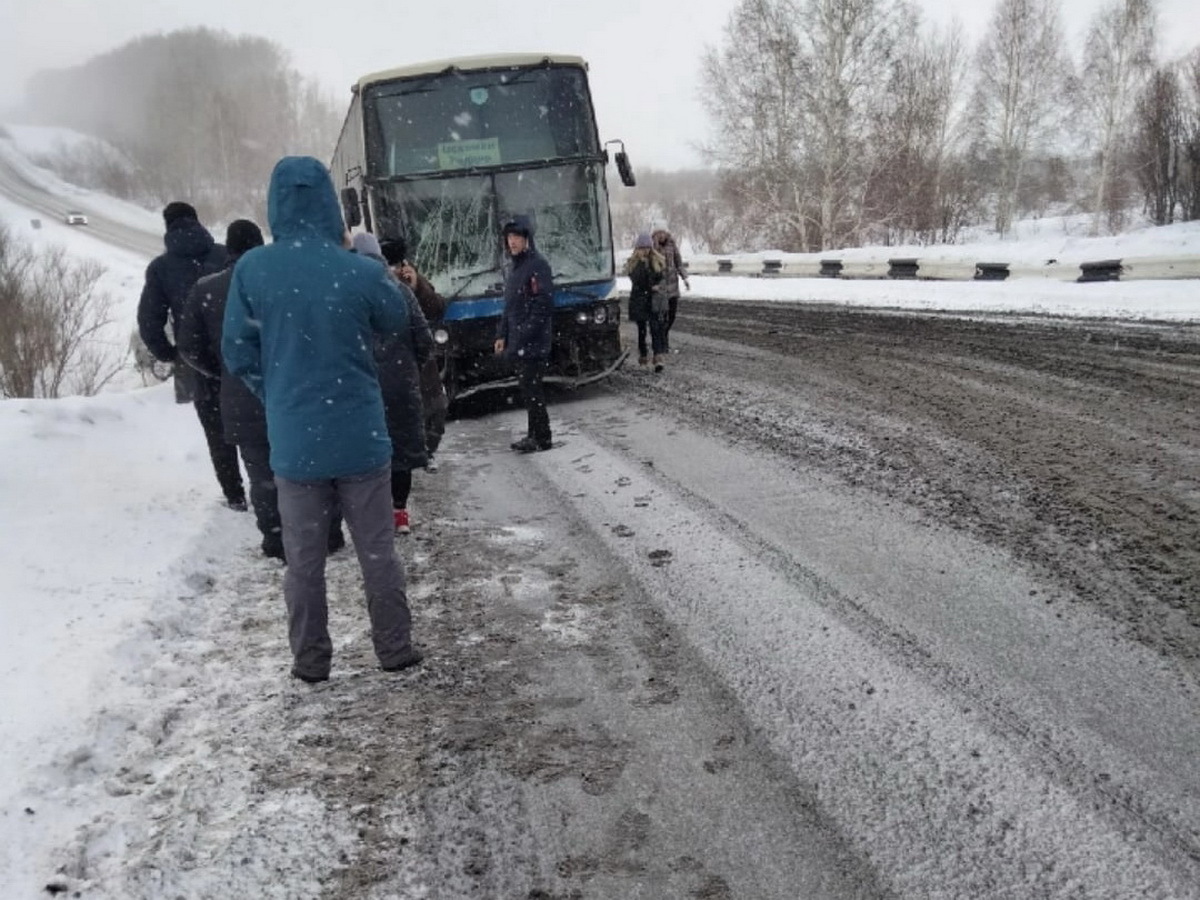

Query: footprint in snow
<box><xmin>648</xmin><ymin>549</ymin><xmax>672</xmax><ymax>566</ymax></box>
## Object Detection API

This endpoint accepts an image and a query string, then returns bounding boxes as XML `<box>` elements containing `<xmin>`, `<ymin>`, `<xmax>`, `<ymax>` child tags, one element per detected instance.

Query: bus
<box><xmin>331</xmin><ymin>53</ymin><xmax>637</xmax><ymax>403</ymax></box>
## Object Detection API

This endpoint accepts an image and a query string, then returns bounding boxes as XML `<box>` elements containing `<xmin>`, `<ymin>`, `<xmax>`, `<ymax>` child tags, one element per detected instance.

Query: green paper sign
<box><xmin>438</xmin><ymin>138</ymin><xmax>501</xmax><ymax>170</ymax></box>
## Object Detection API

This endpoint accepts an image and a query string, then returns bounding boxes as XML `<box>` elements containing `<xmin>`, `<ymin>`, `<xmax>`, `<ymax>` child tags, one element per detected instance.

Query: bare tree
<box><xmin>700</xmin><ymin>0</ymin><xmax>811</xmax><ymax>249</ymax></box>
<box><xmin>665</xmin><ymin>197</ymin><xmax>729</xmax><ymax>254</ymax></box>
<box><xmin>23</xmin><ymin>136</ymin><xmax>139</xmax><ymax>201</ymax></box>
<box><xmin>1078</xmin><ymin>0</ymin><xmax>1157</xmax><ymax>234</ymax></box>
<box><xmin>794</xmin><ymin>0</ymin><xmax>913</xmax><ymax>249</ymax></box>
<box><xmin>21</xmin><ymin>28</ymin><xmax>342</xmax><ymax>221</ymax></box>
<box><xmin>0</xmin><ymin>226</ymin><xmax>121</xmax><ymax>399</ymax></box>
<box><xmin>1133</xmin><ymin>66</ymin><xmax>1184</xmax><ymax>223</ymax></box>
<box><xmin>971</xmin><ymin>0</ymin><xmax>1073</xmax><ymax>236</ymax></box>
<box><xmin>701</xmin><ymin>0</ymin><xmax>917</xmax><ymax>250</ymax></box>
<box><xmin>868</xmin><ymin>17</ymin><xmax>976</xmax><ymax>243</ymax></box>
<box><xmin>1180</xmin><ymin>50</ymin><xmax>1200</xmax><ymax>220</ymax></box>
<box><xmin>0</xmin><ymin>228</ymin><xmax>38</xmax><ymax>394</ymax></box>
<box><xmin>1131</xmin><ymin>48</ymin><xmax>1200</xmax><ymax>224</ymax></box>
<box><xmin>607</xmin><ymin>168</ymin><xmax>729</xmax><ymax>253</ymax></box>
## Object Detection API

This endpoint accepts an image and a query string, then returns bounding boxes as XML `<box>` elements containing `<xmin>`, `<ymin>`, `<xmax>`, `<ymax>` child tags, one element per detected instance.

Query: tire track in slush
<box><xmin>532</xmin><ymin>404</ymin><xmax>1200</xmax><ymax>899</ymax></box>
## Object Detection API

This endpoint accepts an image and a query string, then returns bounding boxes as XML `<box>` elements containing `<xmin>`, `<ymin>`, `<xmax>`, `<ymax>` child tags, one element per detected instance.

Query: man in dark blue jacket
<box><xmin>137</xmin><ymin>201</ymin><xmax>243</xmax><ymax>509</ymax></box>
<box><xmin>176</xmin><ymin>219</ymin><xmax>346</xmax><ymax>561</ymax></box>
<box><xmin>494</xmin><ymin>215</ymin><xmax>555</xmax><ymax>453</ymax></box>
<box><xmin>223</xmin><ymin>156</ymin><xmax>422</xmax><ymax>683</ymax></box>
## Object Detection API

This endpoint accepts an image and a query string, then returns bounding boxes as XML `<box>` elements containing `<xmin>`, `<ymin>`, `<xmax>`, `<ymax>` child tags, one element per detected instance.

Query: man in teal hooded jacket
<box><xmin>223</xmin><ymin>156</ymin><xmax>422</xmax><ymax>682</ymax></box>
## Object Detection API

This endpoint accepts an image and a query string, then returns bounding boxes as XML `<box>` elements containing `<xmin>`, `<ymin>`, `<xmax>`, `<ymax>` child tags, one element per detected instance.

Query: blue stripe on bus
<box><xmin>442</xmin><ymin>280</ymin><xmax>616</xmax><ymax>322</ymax></box>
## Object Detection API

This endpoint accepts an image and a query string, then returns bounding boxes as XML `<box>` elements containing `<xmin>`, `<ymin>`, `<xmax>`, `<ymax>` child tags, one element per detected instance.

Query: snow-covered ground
<box><xmin>0</xmin><ymin>124</ymin><xmax>161</xmax><ymax>233</ymax></box>
<box><xmin>2</xmin><ymin>125</ymin><xmax>1200</xmax><ymax>897</ymax></box>
<box><xmin>678</xmin><ymin>215</ymin><xmax>1200</xmax><ymax>319</ymax></box>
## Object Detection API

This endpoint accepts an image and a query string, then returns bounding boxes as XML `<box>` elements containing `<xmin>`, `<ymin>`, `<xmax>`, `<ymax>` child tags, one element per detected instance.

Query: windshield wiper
<box><xmin>392</xmin><ymin>59</ymin><xmax>552</xmax><ymax>99</ymax></box>
<box><xmin>448</xmin><ymin>265</ymin><xmax>504</xmax><ymax>300</ymax></box>
<box><xmin>386</xmin><ymin>66</ymin><xmax>459</xmax><ymax>98</ymax></box>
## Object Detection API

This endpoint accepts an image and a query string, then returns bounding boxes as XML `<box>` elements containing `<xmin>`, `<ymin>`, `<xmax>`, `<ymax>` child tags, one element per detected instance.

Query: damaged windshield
<box><xmin>365</xmin><ymin>65</ymin><xmax>600</xmax><ymax>177</ymax></box>
<box><xmin>370</xmin><ymin>162</ymin><xmax>613</xmax><ymax>298</ymax></box>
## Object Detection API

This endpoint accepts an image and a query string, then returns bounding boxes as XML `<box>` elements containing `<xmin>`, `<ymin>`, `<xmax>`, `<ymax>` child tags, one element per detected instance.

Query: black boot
<box><xmin>262</xmin><ymin>535</ymin><xmax>286</xmax><ymax>562</ymax></box>
<box><xmin>512</xmin><ymin>436</ymin><xmax>551</xmax><ymax>454</ymax></box>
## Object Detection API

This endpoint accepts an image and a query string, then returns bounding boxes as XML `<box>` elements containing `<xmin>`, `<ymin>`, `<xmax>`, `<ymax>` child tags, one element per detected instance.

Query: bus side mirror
<box><xmin>615</xmin><ymin>150</ymin><xmax>636</xmax><ymax>187</ymax></box>
<box><xmin>341</xmin><ymin>187</ymin><xmax>362</xmax><ymax>228</ymax></box>
<box><xmin>604</xmin><ymin>140</ymin><xmax>637</xmax><ymax>187</ymax></box>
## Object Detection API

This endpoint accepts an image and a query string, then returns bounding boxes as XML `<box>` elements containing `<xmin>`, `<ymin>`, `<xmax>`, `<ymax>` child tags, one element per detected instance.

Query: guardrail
<box><xmin>681</xmin><ymin>254</ymin><xmax>1200</xmax><ymax>282</ymax></box>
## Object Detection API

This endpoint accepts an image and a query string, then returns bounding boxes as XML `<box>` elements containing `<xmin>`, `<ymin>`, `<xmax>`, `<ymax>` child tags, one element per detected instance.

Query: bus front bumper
<box><xmin>452</xmin><ymin>347</ymin><xmax>630</xmax><ymax>402</ymax></box>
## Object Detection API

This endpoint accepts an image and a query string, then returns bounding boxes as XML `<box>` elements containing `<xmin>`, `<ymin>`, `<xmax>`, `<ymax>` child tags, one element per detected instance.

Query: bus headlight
<box><xmin>593</xmin><ymin>305</ymin><xmax>608</xmax><ymax>324</ymax></box>
<box><xmin>433</xmin><ymin>328</ymin><xmax>449</xmax><ymax>345</ymax></box>
<box><xmin>575</xmin><ymin>310</ymin><xmax>590</xmax><ymax>325</ymax></box>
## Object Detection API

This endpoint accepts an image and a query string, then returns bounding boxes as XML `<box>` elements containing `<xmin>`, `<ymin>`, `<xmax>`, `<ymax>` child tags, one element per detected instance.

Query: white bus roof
<box><xmin>354</xmin><ymin>53</ymin><xmax>588</xmax><ymax>92</ymax></box>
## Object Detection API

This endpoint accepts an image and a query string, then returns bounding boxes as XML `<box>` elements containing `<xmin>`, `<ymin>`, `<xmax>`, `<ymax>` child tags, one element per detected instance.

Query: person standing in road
<box><xmin>624</xmin><ymin>232</ymin><xmax>666</xmax><ymax>371</ymax></box>
<box><xmin>176</xmin><ymin>219</ymin><xmax>346</xmax><ymax>561</ymax></box>
<box><xmin>494</xmin><ymin>215</ymin><xmax>555</xmax><ymax>454</ymax></box>
<box><xmin>223</xmin><ymin>156</ymin><xmax>422</xmax><ymax>683</ymax></box>
<box><xmin>352</xmin><ymin>232</ymin><xmax>433</xmax><ymax>536</ymax></box>
<box><xmin>137</xmin><ymin>201</ymin><xmax>243</xmax><ymax>509</ymax></box>
<box><xmin>381</xmin><ymin>238</ymin><xmax>450</xmax><ymax>473</ymax></box>
<box><xmin>652</xmin><ymin>228</ymin><xmax>689</xmax><ymax>354</ymax></box>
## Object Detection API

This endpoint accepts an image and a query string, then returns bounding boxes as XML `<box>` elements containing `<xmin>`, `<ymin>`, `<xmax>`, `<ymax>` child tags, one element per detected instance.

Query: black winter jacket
<box><xmin>624</xmin><ymin>250</ymin><xmax>664</xmax><ymax>323</ymax></box>
<box><xmin>497</xmin><ymin>245</ymin><xmax>554</xmax><ymax>362</ymax></box>
<box><xmin>408</xmin><ymin>273</ymin><xmax>448</xmax><ymax>410</ymax></box>
<box><xmin>137</xmin><ymin>218</ymin><xmax>227</xmax><ymax>362</ymax></box>
<box><xmin>375</xmin><ymin>286</ymin><xmax>435</xmax><ymax>471</ymax></box>
<box><xmin>176</xmin><ymin>259</ymin><xmax>267</xmax><ymax>446</ymax></box>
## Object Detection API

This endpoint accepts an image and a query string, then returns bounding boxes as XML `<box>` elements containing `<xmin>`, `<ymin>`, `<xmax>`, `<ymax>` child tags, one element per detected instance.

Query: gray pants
<box><xmin>276</xmin><ymin>463</ymin><xmax>413</xmax><ymax>679</ymax></box>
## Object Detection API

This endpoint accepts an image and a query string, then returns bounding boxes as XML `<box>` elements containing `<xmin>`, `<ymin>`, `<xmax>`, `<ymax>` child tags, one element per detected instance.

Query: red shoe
<box><xmin>394</xmin><ymin>508</ymin><xmax>410</xmax><ymax>534</ymax></box>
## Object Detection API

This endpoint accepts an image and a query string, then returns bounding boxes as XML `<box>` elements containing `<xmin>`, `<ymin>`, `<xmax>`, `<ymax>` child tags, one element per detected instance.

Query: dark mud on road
<box><xmin>613</xmin><ymin>298</ymin><xmax>1200</xmax><ymax>665</ymax></box>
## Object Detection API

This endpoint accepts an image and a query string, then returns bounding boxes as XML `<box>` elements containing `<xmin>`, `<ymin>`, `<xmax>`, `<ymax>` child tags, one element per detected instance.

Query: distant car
<box><xmin>64</xmin><ymin>211</ymin><xmax>88</xmax><ymax>226</ymax></box>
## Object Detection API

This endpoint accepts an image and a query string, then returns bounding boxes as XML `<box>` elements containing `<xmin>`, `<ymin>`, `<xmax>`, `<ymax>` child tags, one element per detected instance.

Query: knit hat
<box><xmin>379</xmin><ymin>238</ymin><xmax>408</xmax><ymax>267</ymax></box>
<box><xmin>225</xmin><ymin>219</ymin><xmax>264</xmax><ymax>257</ymax></box>
<box><xmin>634</xmin><ymin>232</ymin><xmax>653</xmax><ymax>249</ymax></box>
<box><xmin>501</xmin><ymin>215</ymin><xmax>533</xmax><ymax>239</ymax></box>
<box><xmin>351</xmin><ymin>232</ymin><xmax>383</xmax><ymax>258</ymax></box>
<box><xmin>162</xmin><ymin>201</ymin><xmax>198</xmax><ymax>227</ymax></box>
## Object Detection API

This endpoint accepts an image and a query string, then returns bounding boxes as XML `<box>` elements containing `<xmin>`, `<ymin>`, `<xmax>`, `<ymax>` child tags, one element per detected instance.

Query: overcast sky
<box><xmin>1</xmin><ymin>0</ymin><xmax>1197</xmax><ymax>171</ymax></box>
